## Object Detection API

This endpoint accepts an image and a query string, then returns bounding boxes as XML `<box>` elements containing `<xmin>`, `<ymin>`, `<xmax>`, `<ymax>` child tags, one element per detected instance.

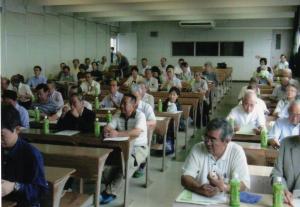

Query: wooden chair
<box><xmin>181</xmin><ymin>105</ymin><xmax>192</xmax><ymax>149</ymax></box>
<box><xmin>144</xmin><ymin>128</ymin><xmax>154</xmax><ymax>187</ymax></box>
<box><xmin>151</xmin><ymin>117</ymin><xmax>171</xmax><ymax>172</ymax></box>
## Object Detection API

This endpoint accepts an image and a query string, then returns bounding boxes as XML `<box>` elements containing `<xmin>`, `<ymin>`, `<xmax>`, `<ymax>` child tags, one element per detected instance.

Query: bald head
<box><xmin>281</xmin><ymin>69</ymin><xmax>292</xmax><ymax>78</ymax></box>
<box><xmin>242</xmin><ymin>90</ymin><xmax>257</xmax><ymax>113</ymax></box>
<box><xmin>288</xmin><ymin>100</ymin><xmax>300</xmax><ymax>124</ymax></box>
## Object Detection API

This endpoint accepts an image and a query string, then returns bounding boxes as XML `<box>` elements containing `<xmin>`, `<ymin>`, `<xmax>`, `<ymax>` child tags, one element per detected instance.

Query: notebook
<box><xmin>54</xmin><ymin>130</ymin><xmax>80</xmax><ymax>136</ymax></box>
<box><xmin>104</xmin><ymin>137</ymin><xmax>129</xmax><ymax>141</ymax></box>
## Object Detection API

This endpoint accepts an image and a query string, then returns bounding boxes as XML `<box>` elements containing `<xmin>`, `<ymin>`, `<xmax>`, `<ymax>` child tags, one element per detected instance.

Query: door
<box><xmin>117</xmin><ymin>33</ymin><xmax>137</xmax><ymax>65</ymax></box>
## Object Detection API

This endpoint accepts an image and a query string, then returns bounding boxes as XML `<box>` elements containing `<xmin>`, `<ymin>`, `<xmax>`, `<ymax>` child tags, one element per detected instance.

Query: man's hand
<box><xmin>253</xmin><ymin>128</ymin><xmax>261</xmax><ymax>135</ymax></box>
<box><xmin>269</xmin><ymin>139</ymin><xmax>280</xmax><ymax>149</ymax></box>
<box><xmin>2</xmin><ymin>180</ymin><xmax>15</xmax><ymax>197</ymax></box>
<box><xmin>199</xmin><ymin>184</ymin><xmax>218</xmax><ymax>197</ymax></box>
<box><xmin>284</xmin><ymin>189</ymin><xmax>294</xmax><ymax>207</ymax></box>
<box><xmin>234</xmin><ymin>125</ymin><xmax>240</xmax><ymax>132</ymax></box>
<box><xmin>207</xmin><ymin>173</ymin><xmax>226</xmax><ymax>192</ymax></box>
<box><xmin>104</xmin><ymin>128</ymin><xmax>118</xmax><ymax>138</ymax></box>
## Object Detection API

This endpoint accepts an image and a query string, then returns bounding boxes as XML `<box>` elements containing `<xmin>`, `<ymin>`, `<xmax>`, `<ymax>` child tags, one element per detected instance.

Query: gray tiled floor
<box><xmin>89</xmin><ymin>82</ymin><xmax>244</xmax><ymax>206</ymax></box>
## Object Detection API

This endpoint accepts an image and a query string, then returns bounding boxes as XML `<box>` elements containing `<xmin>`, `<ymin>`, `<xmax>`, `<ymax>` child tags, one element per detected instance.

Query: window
<box><xmin>220</xmin><ymin>42</ymin><xmax>244</xmax><ymax>56</ymax></box>
<box><xmin>172</xmin><ymin>42</ymin><xmax>194</xmax><ymax>56</ymax></box>
<box><xmin>196</xmin><ymin>42</ymin><xmax>219</xmax><ymax>56</ymax></box>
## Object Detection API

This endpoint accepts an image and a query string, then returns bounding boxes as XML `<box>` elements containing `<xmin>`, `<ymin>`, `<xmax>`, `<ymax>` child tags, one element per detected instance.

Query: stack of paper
<box><xmin>54</xmin><ymin>130</ymin><xmax>80</xmax><ymax>136</ymax></box>
<box><xmin>176</xmin><ymin>189</ymin><xmax>227</xmax><ymax>205</ymax></box>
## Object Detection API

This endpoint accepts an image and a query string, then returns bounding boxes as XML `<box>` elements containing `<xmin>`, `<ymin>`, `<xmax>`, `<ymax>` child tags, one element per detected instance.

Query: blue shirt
<box><xmin>32</xmin><ymin>99</ymin><xmax>59</xmax><ymax>115</ymax></box>
<box><xmin>268</xmin><ymin>118</ymin><xmax>300</xmax><ymax>142</ymax></box>
<box><xmin>27</xmin><ymin>75</ymin><xmax>47</xmax><ymax>88</ymax></box>
<box><xmin>2</xmin><ymin>138</ymin><xmax>48</xmax><ymax>206</ymax></box>
<box><xmin>101</xmin><ymin>91</ymin><xmax>124</xmax><ymax>108</ymax></box>
<box><xmin>15</xmin><ymin>103</ymin><xmax>29</xmax><ymax>128</ymax></box>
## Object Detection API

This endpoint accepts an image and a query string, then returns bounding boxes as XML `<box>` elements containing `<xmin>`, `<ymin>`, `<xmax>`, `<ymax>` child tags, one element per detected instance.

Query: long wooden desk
<box><xmin>235</xmin><ymin>142</ymin><xmax>278</xmax><ymax>166</ymax></box>
<box><xmin>21</xmin><ymin>129</ymin><xmax>134</xmax><ymax>207</ymax></box>
<box><xmin>173</xmin><ymin>194</ymin><xmax>288</xmax><ymax>207</ymax></box>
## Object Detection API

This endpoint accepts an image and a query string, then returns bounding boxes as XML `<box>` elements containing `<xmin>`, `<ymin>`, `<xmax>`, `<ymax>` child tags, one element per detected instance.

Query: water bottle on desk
<box><xmin>43</xmin><ymin>116</ymin><xmax>50</xmax><ymax>134</ymax></box>
<box><xmin>94</xmin><ymin>118</ymin><xmax>101</xmax><ymax>138</ymax></box>
<box><xmin>34</xmin><ymin>107</ymin><xmax>40</xmax><ymax>122</ymax></box>
<box><xmin>230</xmin><ymin>173</ymin><xmax>240</xmax><ymax>207</ymax></box>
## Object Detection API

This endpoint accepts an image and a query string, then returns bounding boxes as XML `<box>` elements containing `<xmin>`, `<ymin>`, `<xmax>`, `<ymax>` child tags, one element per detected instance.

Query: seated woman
<box><xmin>161</xmin><ymin>87</ymin><xmax>185</xmax><ymax>154</ymax></box>
<box><xmin>191</xmin><ymin>71</ymin><xmax>209</xmax><ymax>127</ymax></box>
<box><xmin>57</xmin><ymin>93</ymin><xmax>95</xmax><ymax>133</ymax></box>
<box><xmin>253</xmin><ymin>57</ymin><xmax>273</xmax><ymax>85</ymax></box>
<box><xmin>123</xmin><ymin>66</ymin><xmax>144</xmax><ymax>87</ymax></box>
<box><xmin>160</xmin><ymin>65</ymin><xmax>182</xmax><ymax>91</ymax></box>
<box><xmin>273</xmin><ymin>84</ymin><xmax>298</xmax><ymax>118</ymax></box>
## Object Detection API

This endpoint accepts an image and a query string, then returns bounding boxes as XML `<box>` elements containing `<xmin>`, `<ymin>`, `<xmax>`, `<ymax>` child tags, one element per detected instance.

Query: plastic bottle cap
<box><xmin>275</xmin><ymin>177</ymin><xmax>282</xmax><ymax>183</ymax></box>
<box><xmin>233</xmin><ymin>173</ymin><xmax>239</xmax><ymax>179</ymax></box>
<box><xmin>108</xmin><ymin>110</ymin><xmax>111</xmax><ymax>113</ymax></box>
<box><xmin>35</xmin><ymin>107</ymin><xmax>38</xmax><ymax>110</ymax></box>
<box><xmin>96</xmin><ymin>118</ymin><xmax>99</xmax><ymax>122</ymax></box>
<box><xmin>45</xmin><ymin>116</ymin><xmax>48</xmax><ymax>119</ymax></box>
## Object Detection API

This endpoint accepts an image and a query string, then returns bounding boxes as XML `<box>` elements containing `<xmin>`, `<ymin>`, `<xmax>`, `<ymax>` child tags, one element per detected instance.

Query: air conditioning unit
<box><xmin>178</xmin><ymin>21</ymin><xmax>215</xmax><ymax>29</ymax></box>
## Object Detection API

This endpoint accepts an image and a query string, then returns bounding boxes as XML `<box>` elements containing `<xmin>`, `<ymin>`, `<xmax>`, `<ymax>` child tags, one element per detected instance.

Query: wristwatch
<box><xmin>14</xmin><ymin>182</ymin><xmax>21</xmax><ymax>192</ymax></box>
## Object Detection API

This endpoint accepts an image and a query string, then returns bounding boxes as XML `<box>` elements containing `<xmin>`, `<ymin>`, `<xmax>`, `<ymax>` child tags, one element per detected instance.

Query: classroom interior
<box><xmin>1</xmin><ymin>0</ymin><xmax>300</xmax><ymax>207</ymax></box>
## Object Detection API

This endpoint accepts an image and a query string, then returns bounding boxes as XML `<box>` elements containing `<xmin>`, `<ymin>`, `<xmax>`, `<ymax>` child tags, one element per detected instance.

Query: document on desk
<box><xmin>176</xmin><ymin>189</ymin><xmax>227</xmax><ymax>205</ymax></box>
<box><xmin>293</xmin><ymin>199</ymin><xmax>300</xmax><ymax>206</ymax></box>
<box><xmin>104</xmin><ymin>137</ymin><xmax>129</xmax><ymax>141</ymax></box>
<box><xmin>235</xmin><ymin>125</ymin><xmax>256</xmax><ymax>135</ymax></box>
<box><xmin>54</xmin><ymin>130</ymin><xmax>80</xmax><ymax>136</ymax></box>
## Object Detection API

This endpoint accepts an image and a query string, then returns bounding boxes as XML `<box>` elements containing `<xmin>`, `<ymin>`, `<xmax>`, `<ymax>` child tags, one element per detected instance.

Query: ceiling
<box><xmin>31</xmin><ymin>0</ymin><xmax>300</xmax><ymax>23</ymax></box>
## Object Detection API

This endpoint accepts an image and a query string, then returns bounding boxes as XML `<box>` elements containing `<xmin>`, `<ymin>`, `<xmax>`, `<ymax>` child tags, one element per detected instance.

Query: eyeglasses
<box><xmin>203</xmin><ymin>135</ymin><xmax>220</xmax><ymax>144</ymax></box>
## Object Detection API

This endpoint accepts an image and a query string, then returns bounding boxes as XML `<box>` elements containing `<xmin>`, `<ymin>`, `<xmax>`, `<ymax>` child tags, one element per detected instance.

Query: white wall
<box><xmin>1</xmin><ymin>0</ymin><xmax>111</xmax><ymax>79</ymax></box>
<box><xmin>121</xmin><ymin>21</ymin><xmax>293</xmax><ymax>80</ymax></box>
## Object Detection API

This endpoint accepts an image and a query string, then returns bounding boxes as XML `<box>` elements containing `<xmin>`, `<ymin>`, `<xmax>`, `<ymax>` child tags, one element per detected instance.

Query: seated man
<box><xmin>32</xmin><ymin>83</ymin><xmax>61</xmax><ymax>121</ymax></box>
<box><xmin>181</xmin><ymin>118</ymin><xmax>250</xmax><ymax>197</ymax></box>
<box><xmin>47</xmin><ymin>80</ymin><xmax>64</xmax><ymax>110</ymax></box>
<box><xmin>228</xmin><ymin>90</ymin><xmax>266</xmax><ymax>133</ymax></box>
<box><xmin>271</xmin><ymin>76</ymin><xmax>289</xmax><ymax>101</ymax></box>
<box><xmin>144</xmin><ymin>68</ymin><xmax>158</xmax><ymax>92</ymax></box>
<box><xmin>268</xmin><ymin>100</ymin><xmax>300</xmax><ymax>149</ymax></box>
<box><xmin>238</xmin><ymin>78</ymin><xmax>260</xmax><ymax>101</ymax></box>
<box><xmin>202</xmin><ymin>62</ymin><xmax>218</xmax><ymax>86</ymax></box>
<box><xmin>101</xmin><ymin>94</ymin><xmax>148</xmax><ymax>204</ymax></box>
<box><xmin>1</xmin><ymin>77</ymin><xmax>13</xmax><ymax>92</ymax></box>
<box><xmin>1</xmin><ymin>105</ymin><xmax>48</xmax><ymax>206</ymax></box>
<box><xmin>273</xmin><ymin>84</ymin><xmax>298</xmax><ymax>118</ymax></box>
<box><xmin>62</xmin><ymin>86</ymin><xmax>92</xmax><ymax>113</ymax></box>
<box><xmin>27</xmin><ymin>65</ymin><xmax>47</xmax><ymax>89</ymax></box>
<box><xmin>2</xmin><ymin>90</ymin><xmax>30</xmax><ymax>128</ymax></box>
<box><xmin>123</xmin><ymin>66</ymin><xmax>145</xmax><ymax>87</ymax></box>
<box><xmin>160</xmin><ymin>65</ymin><xmax>182</xmax><ymax>91</ymax></box>
<box><xmin>139</xmin><ymin>83</ymin><xmax>155</xmax><ymax>109</ymax></box>
<box><xmin>59</xmin><ymin>65</ymin><xmax>77</xmax><ymax>82</ymax></box>
<box><xmin>270</xmin><ymin>135</ymin><xmax>300</xmax><ymax>206</ymax></box>
<box><xmin>139</xmin><ymin>57</ymin><xmax>151</xmax><ymax>75</ymax></box>
<box><xmin>80</xmin><ymin>72</ymin><xmax>101</xmax><ymax>95</ymax></box>
<box><xmin>57</xmin><ymin>93</ymin><xmax>95</xmax><ymax>133</ymax></box>
<box><xmin>101</xmin><ymin>80</ymin><xmax>124</xmax><ymax>108</ymax></box>
<box><xmin>11</xmin><ymin>74</ymin><xmax>33</xmax><ymax>109</ymax></box>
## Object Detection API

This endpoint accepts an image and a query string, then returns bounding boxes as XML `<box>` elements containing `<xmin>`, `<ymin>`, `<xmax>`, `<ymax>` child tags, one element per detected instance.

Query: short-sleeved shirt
<box><xmin>268</xmin><ymin>117</ymin><xmax>300</xmax><ymax>142</ymax></box>
<box><xmin>27</xmin><ymin>75</ymin><xmax>47</xmax><ymax>88</ymax></box>
<box><xmin>108</xmin><ymin>111</ymin><xmax>147</xmax><ymax>147</ymax></box>
<box><xmin>49</xmin><ymin>90</ymin><xmax>64</xmax><ymax>109</ymax></box>
<box><xmin>80</xmin><ymin>80</ymin><xmax>101</xmax><ymax>95</ymax></box>
<box><xmin>182</xmin><ymin>142</ymin><xmax>250</xmax><ymax>189</ymax></box>
<box><xmin>164</xmin><ymin>77</ymin><xmax>182</xmax><ymax>90</ymax></box>
<box><xmin>192</xmin><ymin>79</ymin><xmax>208</xmax><ymax>93</ymax></box>
<box><xmin>144</xmin><ymin>77</ymin><xmax>159</xmax><ymax>92</ymax></box>
<box><xmin>32</xmin><ymin>99</ymin><xmax>59</xmax><ymax>116</ymax></box>
<box><xmin>142</xmin><ymin>93</ymin><xmax>155</xmax><ymax>109</ymax></box>
<box><xmin>274</xmin><ymin>99</ymin><xmax>290</xmax><ymax>118</ymax></box>
<box><xmin>13</xmin><ymin>83</ymin><xmax>33</xmax><ymax>102</ymax></box>
<box><xmin>124</xmin><ymin>75</ymin><xmax>145</xmax><ymax>87</ymax></box>
<box><xmin>137</xmin><ymin>101</ymin><xmax>156</xmax><ymax>121</ymax></box>
<box><xmin>228</xmin><ymin>104</ymin><xmax>266</xmax><ymax>128</ymax></box>
<box><xmin>238</xmin><ymin>85</ymin><xmax>260</xmax><ymax>100</ymax></box>
<box><xmin>101</xmin><ymin>91</ymin><xmax>124</xmax><ymax>108</ymax></box>
<box><xmin>15</xmin><ymin>103</ymin><xmax>29</xmax><ymax>128</ymax></box>
<box><xmin>271</xmin><ymin>85</ymin><xmax>286</xmax><ymax>101</ymax></box>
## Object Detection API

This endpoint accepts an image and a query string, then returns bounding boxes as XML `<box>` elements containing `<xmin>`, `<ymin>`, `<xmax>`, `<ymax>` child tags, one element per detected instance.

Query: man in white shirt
<box><xmin>101</xmin><ymin>80</ymin><xmax>124</xmax><ymax>108</ymax></box>
<box><xmin>140</xmin><ymin>58</ymin><xmax>151</xmax><ymax>75</ymax></box>
<box><xmin>182</xmin><ymin>118</ymin><xmax>250</xmax><ymax>197</ymax></box>
<box><xmin>11</xmin><ymin>74</ymin><xmax>33</xmax><ymax>109</ymax></box>
<box><xmin>159</xmin><ymin>57</ymin><xmax>168</xmax><ymax>76</ymax></box>
<box><xmin>275</xmin><ymin>54</ymin><xmax>289</xmax><ymax>70</ymax></box>
<box><xmin>80</xmin><ymin>72</ymin><xmax>101</xmax><ymax>95</ymax></box>
<box><xmin>160</xmin><ymin>66</ymin><xmax>182</xmax><ymax>91</ymax></box>
<box><xmin>228</xmin><ymin>90</ymin><xmax>266</xmax><ymax>133</ymax></box>
<box><xmin>47</xmin><ymin>80</ymin><xmax>64</xmax><ymax>110</ymax></box>
<box><xmin>131</xmin><ymin>85</ymin><xmax>156</xmax><ymax>129</ymax></box>
<box><xmin>238</xmin><ymin>78</ymin><xmax>260</xmax><ymax>101</ymax></box>
<box><xmin>101</xmin><ymin>94</ymin><xmax>148</xmax><ymax>204</ymax></box>
<box><xmin>144</xmin><ymin>69</ymin><xmax>159</xmax><ymax>92</ymax></box>
<box><xmin>138</xmin><ymin>83</ymin><xmax>155</xmax><ymax>109</ymax></box>
<box><xmin>174</xmin><ymin>58</ymin><xmax>184</xmax><ymax>75</ymax></box>
<box><xmin>271</xmin><ymin>77</ymin><xmax>289</xmax><ymax>101</ymax></box>
<box><xmin>268</xmin><ymin>100</ymin><xmax>300</xmax><ymax>149</ymax></box>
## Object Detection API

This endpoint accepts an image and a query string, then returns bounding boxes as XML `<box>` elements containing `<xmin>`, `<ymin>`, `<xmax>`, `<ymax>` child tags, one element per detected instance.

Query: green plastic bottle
<box><xmin>228</xmin><ymin>117</ymin><xmax>235</xmax><ymax>131</ymax></box>
<box><xmin>158</xmin><ymin>99</ymin><xmax>163</xmax><ymax>112</ymax></box>
<box><xmin>106</xmin><ymin>110</ymin><xmax>112</xmax><ymax>123</ymax></box>
<box><xmin>95</xmin><ymin>97</ymin><xmax>100</xmax><ymax>110</ymax></box>
<box><xmin>43</xmin><ymin>116</ymin><xmax>50</xmax><ymax>134</ymax></box>
<box><xmin>94</xmin><ymin>118</ymin><xmax>101</xmax><ymax>138</ymax></box>
<box><xmin>273</xmin><ymin>177</ymin><xmax>284</xmax><ymax>207</ymax></box>
<box><xmin>94</xmin><ymin>86</ymin><xmax>99</xmax><ymax>96</ymax></box>
<box><xmin>34</xmin><ymin>107</ymin><xmax>40</xmax><ymax>122</ymax></box>
<box><xmin>260</xmin><ymin>127</ymin><xmax>268</xmax><ymax>148</ymax></box>
<box><xmin>230</xmin><ymin>173</ymin><xmax>240</xmax><ymax>207</ymax></box>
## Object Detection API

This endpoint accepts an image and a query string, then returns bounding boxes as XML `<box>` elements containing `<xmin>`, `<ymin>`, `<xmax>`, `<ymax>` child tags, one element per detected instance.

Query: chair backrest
<box><xmin>154</xmin><ymin>117</ymin><xmax>171</xmax><ymax>137</ymax></box>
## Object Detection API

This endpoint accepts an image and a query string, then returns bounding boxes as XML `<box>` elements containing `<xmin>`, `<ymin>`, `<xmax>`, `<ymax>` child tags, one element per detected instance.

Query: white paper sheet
<box><xmin>100</xmin><ymin>107</ymin><xmax>116</xmax><ymax>111</ymax></box>
<box><xmin>104</xmin><ymin>137</ymin><xmax>129</xmax><ymax>141</ymax></box>
<box><xmin>54</xmin><ymin>130</ymin><xmax>80</xmax><ymax>136</ymax></box>
<box><xmin>176</xmin><ymin>189</ymin><xmax>227</xmax><ymax>205</ymax></box>
<box><xmin>235</xmin><ymin>125</ymin><xmax>256</xmax><ymax>135</ymax></box>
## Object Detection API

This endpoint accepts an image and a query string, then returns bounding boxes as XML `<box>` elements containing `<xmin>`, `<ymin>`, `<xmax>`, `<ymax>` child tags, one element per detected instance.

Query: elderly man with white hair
<box><xmin>138</xmin><ymin>82</ymin><xmax>155</xmax><ymax>109</ymax></box>
<box><xmin>227</xmin><ymin>90</ymin><xmax>266</xmax><ymax>133</ymax></box>
<box><xmin>268</xmin><ymin>100</ymin><xmax>300</xmax><ymax>149</ymax></box>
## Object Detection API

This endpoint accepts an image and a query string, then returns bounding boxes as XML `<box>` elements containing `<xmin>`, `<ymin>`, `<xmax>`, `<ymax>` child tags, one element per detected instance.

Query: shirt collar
<box><xmin>120</xmin><ymin>111</ymin><xmax>137</xmax><ymax>119</ymax></box>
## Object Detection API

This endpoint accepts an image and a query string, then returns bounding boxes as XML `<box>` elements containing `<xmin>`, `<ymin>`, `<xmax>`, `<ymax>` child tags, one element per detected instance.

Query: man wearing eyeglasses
<box><xmin>181</xmin><ymin>118</ymin><xmax>250</xmax><ymax>197</ymax></box>
<box><xmin>268</xmin><ymin>100</ymin><xmax>300</xmax><ymax>149</ymax></box>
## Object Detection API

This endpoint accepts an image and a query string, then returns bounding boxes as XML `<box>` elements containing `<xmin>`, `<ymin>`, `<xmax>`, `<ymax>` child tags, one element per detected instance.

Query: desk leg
<box><xmin>184</xmin><ymin>119</ymin><xmax>188</xmax><ymax>151</ymax></box>
<box><xmin>162</xmin><ymin>134</ymin><xmax>166</xmax><ymax>172</ymax></box>
<box><xmin>123</xmin><ymin>158</ymin><xmax>129</xmax><ymax>207</ymax></box>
